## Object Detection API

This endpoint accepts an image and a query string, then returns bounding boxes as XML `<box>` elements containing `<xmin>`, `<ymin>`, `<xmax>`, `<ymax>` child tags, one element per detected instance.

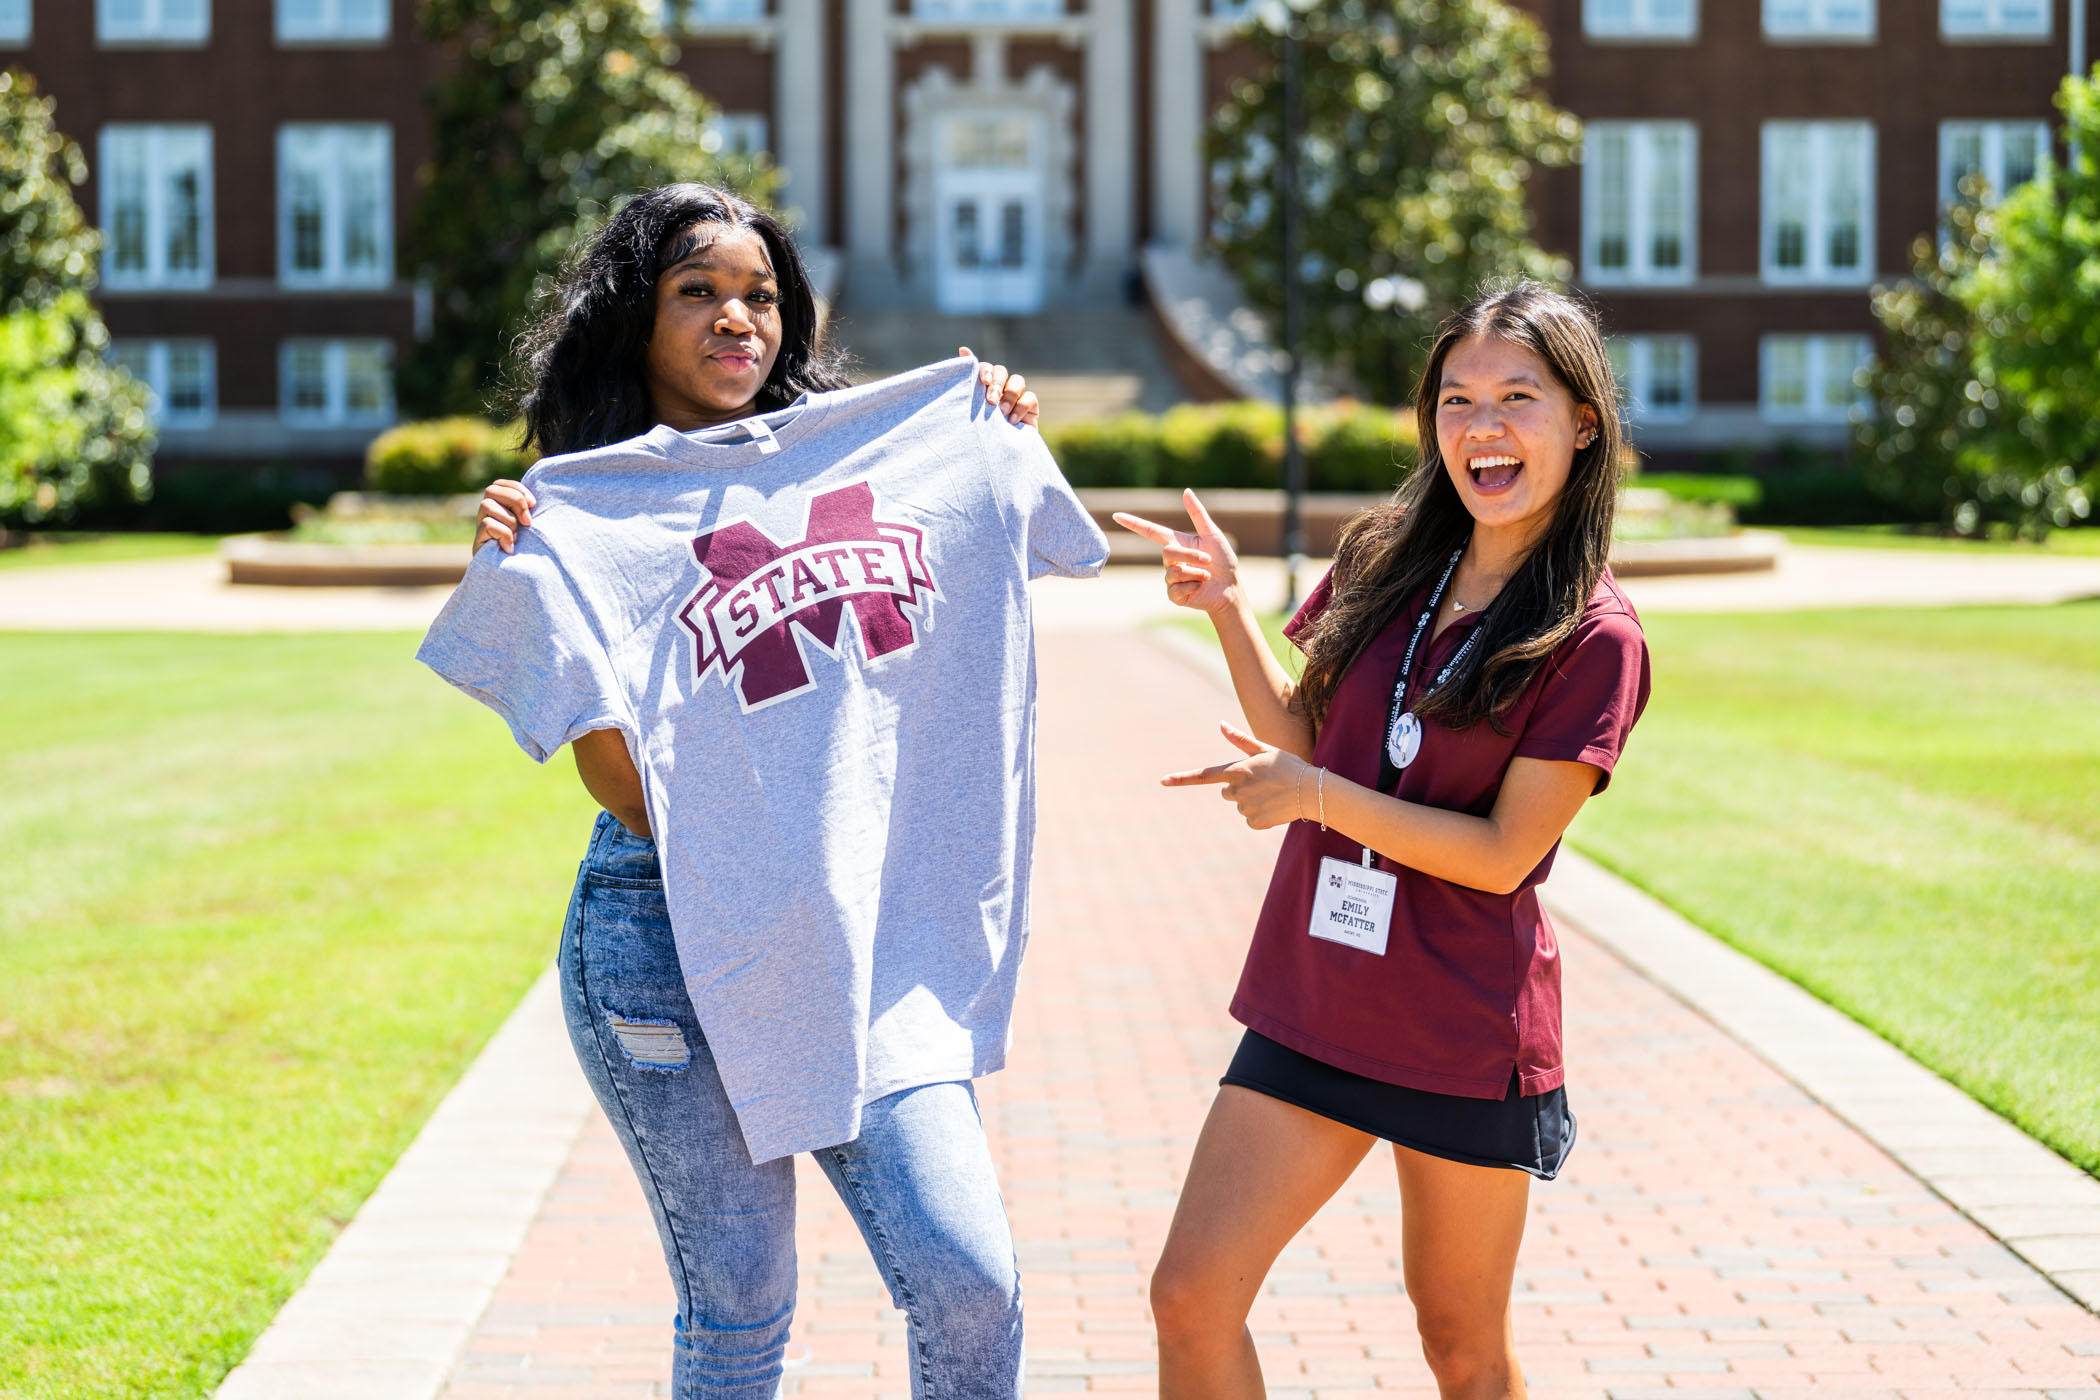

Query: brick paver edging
<box><xmin>213</xmin><ymin>970</ymin><xmax>595</xmax><ymax>1400</ymax></box>
<box><xmin>1540</xmin><ymin>853</ymin><xmax>2100</xmax><ymax>1313</ymax></box>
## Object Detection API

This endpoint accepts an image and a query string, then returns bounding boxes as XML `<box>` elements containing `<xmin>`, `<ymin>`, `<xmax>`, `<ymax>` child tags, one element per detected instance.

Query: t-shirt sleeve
<box><xmin>1008</xmin><ymin>422</ymin><xmax>1108</xmax><ymax>579</ymax></box>
<box><xmin>1512</xmin><ymin>606</ymin><xmax>1651</xmax><ymax>793</ymax></box>
<box><xmin>1281</xmin><ymin>567</ymin><xmax>1336</xmax><ymax>646</ymax></box>
<box><xmin>415</xmin><ymin>539</ymin><xmax>632</xmax><ymax>764</ymax></box>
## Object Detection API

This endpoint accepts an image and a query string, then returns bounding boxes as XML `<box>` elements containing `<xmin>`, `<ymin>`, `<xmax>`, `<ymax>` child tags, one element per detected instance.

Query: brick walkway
<box><xmin>438</xmin><ymin>627</ymin><xmax>2100</xmax><ymax>1399</ymax></box>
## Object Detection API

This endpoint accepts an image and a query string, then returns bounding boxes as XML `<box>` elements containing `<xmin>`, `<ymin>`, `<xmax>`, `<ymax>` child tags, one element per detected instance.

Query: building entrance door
<box><xmin>932</xmin><ymin>113</ymin><xmax>1045</xmax><ymax>315</ymax></box>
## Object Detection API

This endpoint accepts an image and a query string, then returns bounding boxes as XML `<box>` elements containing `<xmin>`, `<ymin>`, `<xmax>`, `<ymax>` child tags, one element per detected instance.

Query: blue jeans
<box><xmin>558</xmin><ymin>811</ymin><xmax>1024</xmax><ymax>1399</ymax></box>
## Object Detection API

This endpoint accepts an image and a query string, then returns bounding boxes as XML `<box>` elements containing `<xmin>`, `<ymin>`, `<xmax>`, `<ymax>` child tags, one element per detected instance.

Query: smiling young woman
<box><xmin>1117</xmin><ymin>282</ymin><xmax>1651</xmax><ymax>1400</ymax></box>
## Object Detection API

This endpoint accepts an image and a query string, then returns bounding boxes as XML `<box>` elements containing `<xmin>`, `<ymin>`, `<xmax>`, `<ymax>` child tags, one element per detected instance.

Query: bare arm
<box><xmin>1163</xmin><ymin>722</ymin><xmax>1599</xmax><ymax>895</ymax></box>
<box><xmin>1114</xmin><ymin>489</ymin><xmax>1314</xmax><ymax>759</ymax></box>
<box><xmin>1312</xmin><ymin>754</ymin><xmax>1597</xmax><ymax>895</ymax></box>
<box><xmin>572</xmin><ymin>727</ymin><xmax>650</xmax><ymax>837</ymax></box>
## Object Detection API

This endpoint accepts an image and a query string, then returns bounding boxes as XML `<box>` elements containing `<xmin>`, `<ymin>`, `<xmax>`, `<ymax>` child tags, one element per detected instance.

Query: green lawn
<box><xmin>1782</xmin><ymin>524</ymin><xmax>2100</xmax><ymax>557</ymax></box>
<box><xmin>1198</xmin><ymin>601</ymin><xmax>2100</xmax><ymax>1175</ymax></box>
<box><xmin>0</xmin><ymin>534</ymin><xmax>224</xmax><ymax>572</ymax></box>
<box><xmin>0</xmin><ymin>633</ymin><xmax>598</xmax><ymax>1400</ymax></box>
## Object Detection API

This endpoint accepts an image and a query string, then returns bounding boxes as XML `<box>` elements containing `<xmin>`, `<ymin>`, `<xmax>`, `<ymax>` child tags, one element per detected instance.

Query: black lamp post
<box><xmin>1274</xmin><ymin>0</ymin><xmax>1309</xmax><ymax>613</ymax></box>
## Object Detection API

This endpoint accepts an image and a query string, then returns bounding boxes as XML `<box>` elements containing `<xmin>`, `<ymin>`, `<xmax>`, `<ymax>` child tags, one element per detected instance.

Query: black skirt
<box><xmin>1221</xmin><ymin>1030</ymin><xmax>1576</xmax><ymax>1180</ymax></box>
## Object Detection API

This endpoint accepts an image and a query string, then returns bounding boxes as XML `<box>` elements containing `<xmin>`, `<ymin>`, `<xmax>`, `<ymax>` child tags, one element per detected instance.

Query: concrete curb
<box><xmin>213</xmin><ymin>966</ymin><xmax>595</xmax><ymax>1400</ymax></box>
<box><xmin>1145</xmin><ymin>620</ymin><xmax>2100</xmax><ymax>1314</ymax></box>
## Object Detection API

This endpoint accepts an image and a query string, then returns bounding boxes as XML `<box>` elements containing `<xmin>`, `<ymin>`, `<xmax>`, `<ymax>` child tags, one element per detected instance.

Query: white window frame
<box><xmin>96</xmin><ymin>0</ymin><xmax>210</xmax><ymax>43</ymax></box>
<box><xmin>1609</xmin><ymin>335</ymin><xmax>1698</xmax><ymax>423</ymax></box>
<box><xmin>275</xmin><ymin>0</ymin><xmax>389</xmax><ymax>42</ymax></box>
<box><xmin>1583</xmin><ymin>0</ymin><xmax>1698</xmax><ymax>40</ymax></box>
<box><xmin>277</xmin><ymin>123</ymin><xmax>394</xmax><ymax>288</ymax></box>
<box><xmin>1939</xmin><ymin>120</ymin><xmax>2050</xmax><ymax>207</ymax></box>
<box><xmin>1761</xmin><ymin>334</ymin><xmax>1872</xmax><ymax>424</ymax></box>
<box><xmin>1583</xmin><ymin>121</ymin><xmax>1698</xmax><ymax>286</ymax></box>
<box><xmin>1763</xmin><ymin>0</ymin><xmax>1874</xmax><ymax>40</ymax></box>
<box><xmin>110</xmin><ymin>339</ymin><xmax>217</xmax><ymax>428</ymax></box>
<box><xmin>279</xmin><ymin>339</ymin><xmax>395</xmax><ymax>427</ymax></box>
<box><xmin>705</xmin><ymin>112</ymin><xmax>770</xmax><ymax>159</ymax></box>
<box><xmin>673</xmin><ymin>0</ymin><xmax>768</xmax><ymax>23</ymax></box>
<box><xmin>1941</xmin><ymin>0</ymin><xmax>2050</xmax><ymax>39</ymax></box>
<box><xmin>1761</xmin><ymin>121</ymin><xmax>1875</xmax><ymax>285</ymax></box>
<box><xmin>0</xmin><ymin>0</ymin><xmax>31</xmax><ymax>45</ymax></box>
<box><xmin>99</xmin><ymin>124</ymin><xmax>215</xmax><ymax>290</ymax></box>
<box><xmin>911</xmin><ymin>0</ymin><xmax>1064</xmax><ymax>21</ymax></box>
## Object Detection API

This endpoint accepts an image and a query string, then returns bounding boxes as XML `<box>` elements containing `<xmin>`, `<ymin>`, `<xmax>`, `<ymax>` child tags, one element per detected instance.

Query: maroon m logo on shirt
<box><xmin>677</xmin><ymin>481</ymin><xmax>939</xmax><ymax>711</ymax></box>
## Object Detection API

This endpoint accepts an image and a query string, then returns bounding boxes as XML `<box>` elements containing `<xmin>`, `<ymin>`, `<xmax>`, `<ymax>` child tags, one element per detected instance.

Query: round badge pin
<box><xmin>1387</xmin><ymin>710</ymin><xmax>1423</xmax><ymax>769</ymax></box>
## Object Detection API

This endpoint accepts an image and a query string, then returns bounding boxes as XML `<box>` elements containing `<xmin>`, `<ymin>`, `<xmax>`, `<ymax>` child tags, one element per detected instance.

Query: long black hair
<box><xmin>1293</xmin><ymin>281</ymin><xmax>1627</xmax><ymax>734</ymax></box>
<box><xmin>511</xmin><ymin>184</ymin><xmax>853</xmax><ymax>458</ymax></box>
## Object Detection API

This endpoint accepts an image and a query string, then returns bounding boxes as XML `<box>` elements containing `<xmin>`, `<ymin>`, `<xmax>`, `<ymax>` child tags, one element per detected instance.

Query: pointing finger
<box><xmin>1183</xmin><ymin>488</ymin><xmax>1225</xmax><ymax>541</ymax></box>
<box><xmin>1160</xmin><ymin>763</ymin><xmax>1237</xmax><ymax>787</ymax></box>
<box><xmin>1111</xmin><ymin>513</ymin><xmax>1190</xmax><ymax>547</ymax></box>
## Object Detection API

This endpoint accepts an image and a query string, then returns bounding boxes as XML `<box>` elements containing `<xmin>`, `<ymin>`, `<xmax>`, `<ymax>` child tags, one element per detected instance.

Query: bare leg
<box><xmin>1392</xmin><ymin>1144</ymin><xmax>1532</xmax><ymax>1400</ymax></box>
<box><xmin>1150</xmin><ymin>1087</ymin><xmax>1377</xmax><ymax>1400</ymax></box>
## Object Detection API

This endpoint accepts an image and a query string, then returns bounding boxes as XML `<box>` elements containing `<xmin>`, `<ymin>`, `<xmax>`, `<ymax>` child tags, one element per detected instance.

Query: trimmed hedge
<box><xmin>1639</xmin><ymin>466</ymin><xmax>1936</xmax><ymax>527</ymax></box>
<box><xmin>1042</xmin><ymin>401</ymin><xmax>1417</xmax><ymax>493</ymax></box>
<box><xmin>365</xmin><ymin>417</ymin><xmax>536</xmax><ymax>496</ymax></box>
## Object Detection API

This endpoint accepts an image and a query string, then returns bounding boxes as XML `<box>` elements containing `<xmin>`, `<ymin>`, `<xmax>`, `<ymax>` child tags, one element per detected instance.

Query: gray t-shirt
<box><xmin>417</xmin><ymin>358</ymin><xmax>1107</xmax><ymax>1162</ymax></box>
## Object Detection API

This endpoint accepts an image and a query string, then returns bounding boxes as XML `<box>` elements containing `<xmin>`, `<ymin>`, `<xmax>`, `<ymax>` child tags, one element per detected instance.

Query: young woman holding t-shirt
<box><xmin>461</xmin><ymin>184</ymin><xmax>1051</xmax><ymax>1400</ymax></box>
<box><xmin>1118</xmin><ymin>282</ymin><xmax>1650</xmax><ymax>1400</ymax></box>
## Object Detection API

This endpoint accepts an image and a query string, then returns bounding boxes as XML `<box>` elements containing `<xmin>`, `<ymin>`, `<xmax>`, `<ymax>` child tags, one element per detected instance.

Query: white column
<box><xmin>774</xmin><ymin>0</ymin><xmax>828</xmax><ymax>239</ymax></box>
<box><xmin>1151</xmin><ymin>0</ymin><xmax>1203</xmax><ymax>248</ymax></box>
<box><xmin>1085</xmin><ymin>0</ymin><xmax>1136</xmax><ymax>269</ymax></box>
<box><xmin>845</xmin><ymin>0</ymin><xmax>894</xmax><ymax>271</ymax></box>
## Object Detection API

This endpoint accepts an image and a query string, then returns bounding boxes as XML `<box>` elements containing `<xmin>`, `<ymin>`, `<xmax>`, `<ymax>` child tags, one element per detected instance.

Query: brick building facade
<box><xmin>5</xmin><ymin>0</ymin><xmax>2093</xmax><ymax>465</ymax></box>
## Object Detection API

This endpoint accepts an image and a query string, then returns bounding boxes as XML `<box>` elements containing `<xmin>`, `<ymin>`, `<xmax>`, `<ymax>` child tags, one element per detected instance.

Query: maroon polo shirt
<box><xmin>1230</xmin><ymin>567</ymin><xmax>1651</xmax><ymax>1099</ymax></box>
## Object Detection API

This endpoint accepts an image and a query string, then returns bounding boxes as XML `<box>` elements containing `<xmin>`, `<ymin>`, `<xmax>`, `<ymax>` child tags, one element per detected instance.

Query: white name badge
<box><xmin>1308</xmin><ymin>856</ymin><xmax>1397</xmax><ymax>956</ymax></box>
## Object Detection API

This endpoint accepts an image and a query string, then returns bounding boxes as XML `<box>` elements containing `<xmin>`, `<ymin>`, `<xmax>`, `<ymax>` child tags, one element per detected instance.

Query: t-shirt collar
<box><xmin>643</xmin><ymin>391</ymin><xmax>822</xmax><ymax>468</ymax></box>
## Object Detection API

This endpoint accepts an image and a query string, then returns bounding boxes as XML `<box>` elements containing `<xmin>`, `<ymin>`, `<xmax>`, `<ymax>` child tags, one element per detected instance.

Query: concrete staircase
<box><xmin>824</xmin><ymin>308</ymin><xmax>1190</xmax><ymax>421</ymax></box>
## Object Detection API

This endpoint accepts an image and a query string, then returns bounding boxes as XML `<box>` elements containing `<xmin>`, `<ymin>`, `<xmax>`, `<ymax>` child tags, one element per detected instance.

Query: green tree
<box><xmin>1857</xmin><ymin>190</ymin><xmax>2001</xmax><ymax>528</ymax></box>
<box><xmin>1207</xmin><ymin>0</ymin><xmax>1578</xmax><ymax>405</ymax></box>
<box><xmin>1863</xmin><ymin>69</ymin><xmax>2100</xmax><ymax>536</ymax></box>
<box><xmin>402</xmin><ymin>0</ymin><xmax>778</xmax><ymax>419</ymax></box>
<box><xmin>1957</xmin><ymin>69</ymin><xmax>2100</xmax><ymax>534</ymax></box>
<box><xmin>0</xmin><ymin>69</ymin><xmax>152</xmax><ymax>528</ymax></box>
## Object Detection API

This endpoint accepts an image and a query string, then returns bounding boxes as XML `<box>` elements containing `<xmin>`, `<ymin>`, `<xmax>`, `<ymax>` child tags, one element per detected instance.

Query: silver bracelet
<box><xmin>1317</xmin><ymin>767</ymin><xmax>1326</xmax><ymax>831</ymax></box>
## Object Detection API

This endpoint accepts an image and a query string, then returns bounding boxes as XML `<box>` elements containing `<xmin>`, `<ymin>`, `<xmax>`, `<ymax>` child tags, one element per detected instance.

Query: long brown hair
<box><xmin>1294</xmin><ymin>281</ymin><xmax>1626</xmax><ymax>734</ymax></box>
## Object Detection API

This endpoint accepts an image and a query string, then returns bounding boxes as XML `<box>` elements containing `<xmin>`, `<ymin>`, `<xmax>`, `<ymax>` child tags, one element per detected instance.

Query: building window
<box><xmin>110</xmin><ymin>339</ymin><xmax>217</xmax><ymax>427</ymax></box>
<box><xmin>1608</xmin><ymin>336</ymin><xmax>1697</xmax><ymax>423</ymax></box>
<box><xmin>1762</xmin><ymin>335</ymin><xmax>1870</xmax><ymax>423</ymax></box>
<box><xmin>1941</xmin><ymin>121</ymin><xmax>2049</xmax><ymax>207</ymax></box>
<box><xmin>97</xmin><ymin>0</ymin><xmax>209</xmax><ymax>42</ymax></box>
<box><xmin>0</xmin><ymin>0</ymin><xmax>30</xmax><ymax>44</ymax></box>
<box><xmin>1584</xmin><ymin>0</ymin><xmax>1697</xmax><ymax>39</ymax></box>
<box><xmin>1764</xmin><ymin>0</ymin><xmax>1873</xmax><ymax>38</ymax></box>
<box><xmin>671</xmin><ymin>0</ymin><xmax>767</xmax><ymax>23</ymax></box>
<box><xmin>278</xmin><ymin>124</ymin><xmax>392</xmax><ymax>287</ymax></box>
<box><xmin>1762</xmin><ymin>121</ymin><xmax>1873</xmax><ymax>284</ymax></box>
<box><xmin>100</xmin><ymin>125</ymin><xmax>213</xmax><ymax>289</ymax></box>
<box><xmin>707</xmin><ymin>113</ymin><xmax>769</xmax><ymax>159</ymax></box>
<box><xmin>1583</xmin><ymin>122</ymin><xmax>1696</xmax><ymax>285</ymax></box>
<box><xmin>276</xmin><ymin>0</ymin><xmax>387</xmax><ymax>41</ymax></box>
<box><xmin>281</xmin><ymin>339</ymin><xmax>394</xmax><ymax>426</ymax></box>
<box><xmin>1942</xmin><ymin>0</ymin><xmax>2049</xmax><ymax>37</ymax></box>
<box><xmin>911</xmin><ymin>0</ymin><xmax>1063</xmax><ymax>20</ymax></box>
